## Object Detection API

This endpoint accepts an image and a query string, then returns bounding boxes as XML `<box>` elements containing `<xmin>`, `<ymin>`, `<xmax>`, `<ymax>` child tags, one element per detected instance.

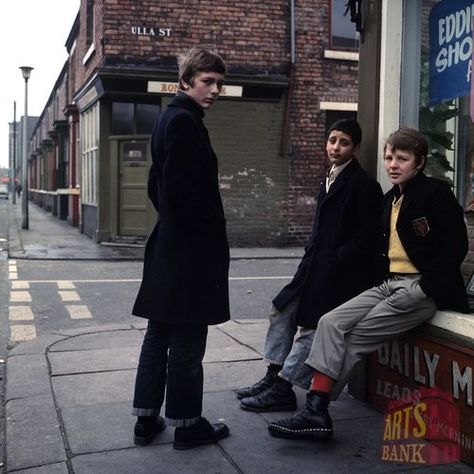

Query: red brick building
<box><xmin>29</xmin><ymin>0</ymin><xmax>360</xmax><ymax>245</ymax></box>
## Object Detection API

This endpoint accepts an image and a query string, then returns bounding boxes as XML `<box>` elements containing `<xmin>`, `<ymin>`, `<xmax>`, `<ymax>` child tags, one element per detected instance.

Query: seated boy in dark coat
<box><xmin>236</xmin><ymin>119</ymin><xmax>383</xmax><ymax>412</ymax></box>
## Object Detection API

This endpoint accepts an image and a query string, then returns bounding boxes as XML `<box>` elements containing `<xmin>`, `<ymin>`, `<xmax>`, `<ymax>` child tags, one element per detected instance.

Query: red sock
<box><xmin>310</xmin><ymin>371</ymin><xmax>335</xmax><ymax>393</ymax></box>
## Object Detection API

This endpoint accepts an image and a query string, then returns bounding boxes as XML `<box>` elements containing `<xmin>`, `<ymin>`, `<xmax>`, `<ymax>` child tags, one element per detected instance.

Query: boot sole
<box><xmin>268</xmin><ymin>424</ymin><xmax>333</xmax><ymax>440</ymax></box>
<box><xmin>173</xmin><ymin>427</ymin><xmax>230</xmax><ymax>450</ymax></box>
<box><xmin>240</xmin><ymin>403</ymin><xmax>297</xmax><ymax>413</ymax></box>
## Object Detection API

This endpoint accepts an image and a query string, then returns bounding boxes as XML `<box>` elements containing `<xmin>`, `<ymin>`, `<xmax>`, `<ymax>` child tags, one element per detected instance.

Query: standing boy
<box><xmin>237</xmin><ymin>119</ymin><xmax>383</xmax><ymax>412</ymax></box>
<box><xmin>132</xmin><ymin>48</ymin><xmax>230</xmax><ymax>450</ymax></box>
<box><xmin>268</xmin><ymin>127</ymin><xmax>469</xmax><ymax>440</ymax></box>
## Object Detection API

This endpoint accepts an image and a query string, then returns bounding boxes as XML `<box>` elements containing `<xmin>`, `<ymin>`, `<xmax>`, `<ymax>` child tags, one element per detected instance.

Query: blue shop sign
<box><xmin>429</xmin><ymin>0</ymin><xmax>474</xmax><ymax>105</ymax></box>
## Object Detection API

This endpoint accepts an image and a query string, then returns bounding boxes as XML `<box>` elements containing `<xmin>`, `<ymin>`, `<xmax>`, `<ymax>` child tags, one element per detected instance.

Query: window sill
<box><xmin>320</xmin><ymin>101</ymin><xmax>358</xmax><ymax>111</ymax></box>
<box><xmin>324</xmin><ymin>50</ymin><xmax>359</xmax><ymax>61</ymax></box>
<box><xmin>82</xmin><ymin>42</ymin><xmax>96</xmax><ymax>66</ymax></box>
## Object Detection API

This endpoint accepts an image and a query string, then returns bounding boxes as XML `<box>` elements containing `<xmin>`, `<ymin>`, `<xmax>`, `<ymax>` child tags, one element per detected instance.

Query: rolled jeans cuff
<box><xmin>165</xmin><ymin>415</ymin><xmax>201</xmax><ymax>428</ymax></box>
<box><xmin>132</xmin><ymin>407</ymin><xmax>161</xmax><ymax>417</ymax></box>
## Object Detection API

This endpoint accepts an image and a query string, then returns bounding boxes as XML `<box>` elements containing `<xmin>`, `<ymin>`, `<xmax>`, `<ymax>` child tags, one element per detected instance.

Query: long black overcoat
<box><xmin>375</xmin><ymin>172</ymin><xmax>469</xmax><ymax>312</ymax></box>
<box><xmin>132</xmin><ymin>93</ymin><xmax>230</xmax><ymax>325</ymax></box>
<box><xmin>273</xmin><ymin>159</ymin><xmax>383</xmax><ymax>328</ymax></box>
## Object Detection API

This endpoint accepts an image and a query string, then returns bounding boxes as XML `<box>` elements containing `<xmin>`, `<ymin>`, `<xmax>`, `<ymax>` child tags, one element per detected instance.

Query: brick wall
<box><xmin>68</xmin><ymin>0</ymin><xmax>359</xmax><ymax>245</ymax></box>
<box><xmin>207</xmin><ymin>99</ymin><xmax>288</xmax><ymax>246</ymax></box>
<box><xmin>101</xmin><ymin>0</ymin><xmax>289</xmax><ymax>74</ymax></box>
<box><xmin>287</xmin><ymin>1</ymin><xmax>359</xmax><ymax>243</ymax></box>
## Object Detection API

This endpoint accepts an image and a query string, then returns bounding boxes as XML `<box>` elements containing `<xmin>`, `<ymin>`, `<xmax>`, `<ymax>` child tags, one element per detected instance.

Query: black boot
<box><xmin>173</xmin><ymin>416</ymin><xmax>230</xmax><ymax>450</ymax></box>
<box><xmin>240</xmin><ymin>376</ymin><xmax>297</xmax><ymax>412</ymax></box>
<box><xmin>235</xmin><ymin>364</ymin><xmax>281</xmax><ymax>400</ymax></box>
<box><xmin>268</xmin><ymin>390</ymin><xmax>333</xmax><ymax>439</ymax></box>
<box><xmin>134</xmin><ymin>415</ymin><xmax>166</xmax><ymax>446</ymax></box>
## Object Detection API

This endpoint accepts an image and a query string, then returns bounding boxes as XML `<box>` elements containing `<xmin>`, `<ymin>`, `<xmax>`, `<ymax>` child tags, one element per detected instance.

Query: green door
<box><xmin>119</xmin><ymin>140</ymin><xmax>150</xmax><ymax>236</ymax></box>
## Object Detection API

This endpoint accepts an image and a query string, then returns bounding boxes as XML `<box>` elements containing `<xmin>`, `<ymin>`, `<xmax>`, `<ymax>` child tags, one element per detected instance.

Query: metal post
<box><xmin>20</xmin><ymin>66</ymin><xmax>33</xmax><ymax>230</ymax></box>
<box><xmin>12</xmin><ymin>101</ymin><xmax>16</xmax><ymax>204</ymax></box>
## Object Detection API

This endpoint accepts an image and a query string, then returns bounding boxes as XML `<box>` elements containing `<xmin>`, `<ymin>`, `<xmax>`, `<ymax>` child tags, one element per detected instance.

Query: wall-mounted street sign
<box><xmin>147</xmin><ymin>81</ymin><xmax>243</xmax><ymax>97</ymax></box>
<box><xmin>131</xmin><ymin>26</ymin><xmax>171</xmax><ymax>37</ymax></box>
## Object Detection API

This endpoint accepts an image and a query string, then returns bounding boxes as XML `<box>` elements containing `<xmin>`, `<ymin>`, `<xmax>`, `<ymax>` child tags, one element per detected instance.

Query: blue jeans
<box><xmin>264</xmin><ymin>298</ymin><xmax>315</xmax><ymax>389</ymax></box>
<box><xmin>132</xmin><ymin>320</ymin><xmax>208</xmax><ymax>427</ymax></box>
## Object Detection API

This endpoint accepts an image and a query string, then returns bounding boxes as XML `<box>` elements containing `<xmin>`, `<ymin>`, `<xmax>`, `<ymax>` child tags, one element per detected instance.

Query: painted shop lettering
<box><xmin>435</xmin><ymin>4</ymin><xmax>474</xmax><ymax>78</ymax></box>
<box><xmin>381</xmin><ymin>444</ymin><xmax>426</xmax><ymax>464</ymax></box>
<box><xmin>131</xmin><ymin>26</ymin><xmax>172</xmax><ymax>37</ymax></box>
<box><xmin>377</xmin><ymin>340</ymin><xmax>473</xmax><ymax>406</ymax></box>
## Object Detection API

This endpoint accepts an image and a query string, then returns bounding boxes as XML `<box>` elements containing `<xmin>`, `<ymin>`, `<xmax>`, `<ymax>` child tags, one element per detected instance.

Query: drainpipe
<box><xmin>281</xmin><ymin>0</ymin><xmax>296</xmax><ymax>155</ymax></box>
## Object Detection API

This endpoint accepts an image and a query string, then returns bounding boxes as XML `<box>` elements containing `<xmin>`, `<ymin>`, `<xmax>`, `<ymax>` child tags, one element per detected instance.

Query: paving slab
<box><xmin>217</xmin><ymin>320</ymin><xmax>267</xmax><ymax>355</ymax></box>
<box><xmin>6</xmin><ymin>354</ymin><xmax>50</xmax><ymax>400</ymax></box>
<box><xmin>12</xmin><ymin>462</ymin><xmax>69</xmax><ymax>474</ymax></box>
<box><xmin>204</xmin><ymin>359</ymin><xmax>267</xmax><ymax>393</ymax></box>
<box><xmin>5</xmin><ymin>396</ymin><xmax>66</xmax><ymax>472</ymax></box>
<box><xmin>71</xmin><ymin>444</ymin><xmax>238</xmax><ymax>474</ymax></box>
<box><xmin>61</xmin><ymin>401</ymin><xmax>173</xmax><ymax>455</ymax></box>
<box><xmin>48</xmin><ymin>347</ymin><xmax>139</xmax><ymax>376</ymax></box>
<box><xmin>51</xmin><ymin>370</ymin><xmax>136</xmax><ymax>408</ymax></box>
<box><xmin>49</xmin><ymin>329</ymin><xmax>143</xmax><ymax>352</ymax></box>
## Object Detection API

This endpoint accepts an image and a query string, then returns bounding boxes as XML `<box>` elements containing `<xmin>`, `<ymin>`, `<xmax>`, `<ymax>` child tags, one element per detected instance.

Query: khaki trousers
<box><xmin>305</xmin><ymin>274</ymin><xmax>437</xmax><ymax>399</ymax></box>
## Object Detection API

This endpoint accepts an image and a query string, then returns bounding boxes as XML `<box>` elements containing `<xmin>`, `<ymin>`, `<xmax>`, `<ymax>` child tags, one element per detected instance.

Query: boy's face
<box><xmin>384</xmin><ymin>144</ymin><xmax>423</xmax><ymax>189</ymax></box>
<box><xmin>182</xmin><ymin>71</ymin><xmax>225</xmax><ymax>109</ymax></box>
<box><xmin>326</xmin><ymin>130</ymin><xmax>356</xmax><ymax>166</ymax></box>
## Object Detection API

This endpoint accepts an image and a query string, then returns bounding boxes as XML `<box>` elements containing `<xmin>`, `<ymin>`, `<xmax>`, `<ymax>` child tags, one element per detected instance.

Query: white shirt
<box><xmin>326</xmin><ymin>159</ymin><xmax>353</xmax><ymax>192</ymax></box>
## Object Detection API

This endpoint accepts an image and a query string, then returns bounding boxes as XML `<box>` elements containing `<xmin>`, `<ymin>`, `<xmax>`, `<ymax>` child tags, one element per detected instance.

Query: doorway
<box><xmin>118</xmin><ymin>140</ymin><xmax>150</xmax><ymax>236</ymax></box>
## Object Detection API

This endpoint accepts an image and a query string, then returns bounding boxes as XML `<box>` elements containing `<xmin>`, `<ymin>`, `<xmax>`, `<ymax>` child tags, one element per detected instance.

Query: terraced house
<box><xmin>26</xmin><ymin>0</ymin><xmax>360</xmax><ymax>245</ymax></box>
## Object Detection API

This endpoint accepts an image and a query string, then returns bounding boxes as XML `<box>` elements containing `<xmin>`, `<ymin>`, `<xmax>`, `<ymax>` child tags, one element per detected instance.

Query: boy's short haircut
<box><xmin>384</xmin><ymin>127</ymin><xmax>428</xmax><ymax>170</ymax></box>
<box><xmin>327</xmin><ymin>119</ymin><xmax>362</xmax><ymax>147</ymax></box>
<box><xmin>178</xmin><ymin>47</ymin><xmax>227</xmax><ymax>90</ymax></box>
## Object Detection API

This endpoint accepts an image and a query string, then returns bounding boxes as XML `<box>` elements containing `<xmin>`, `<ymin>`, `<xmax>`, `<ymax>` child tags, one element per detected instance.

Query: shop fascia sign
<box><xmin>429</xmin><ymin>0</ymin><xmax>474</xmax><ymax>105</ymax></box>
<box><xmin>131</xmin><ymin>26</ymin><xmax>171</xmax><ymax>37</ymax></box>
<box><xmin>147</xmin><ymin>81</ymin><xmax>243</xmax><ymax>97</ymax></box>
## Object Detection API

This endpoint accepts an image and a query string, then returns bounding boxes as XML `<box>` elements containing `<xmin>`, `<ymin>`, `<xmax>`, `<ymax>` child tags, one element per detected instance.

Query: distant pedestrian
<box><xmin>131</xmin><ymin>47</ymin><xmax>231</xmax><ymax>450</ymax></box>
<box><xmin>268</xmin><ymin>127</ymin><xmax>469</xmax><ymax>441</ymax></box>
<box><xmin>16</xmin><ymin>183</ymin><xmax>22</xmax><ymax>199</ymax></box>
<box><xmin>236</xmin><ymin>119</ymin><xmax>383</xmax><ymax>412</ymax></box>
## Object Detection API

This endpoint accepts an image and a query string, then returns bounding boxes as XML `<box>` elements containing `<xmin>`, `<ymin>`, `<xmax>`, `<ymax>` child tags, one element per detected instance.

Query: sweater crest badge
<box><xmin>412</xmin><ymin>217</ymin><xmax>430</xmax><ymax>237</ymax></box>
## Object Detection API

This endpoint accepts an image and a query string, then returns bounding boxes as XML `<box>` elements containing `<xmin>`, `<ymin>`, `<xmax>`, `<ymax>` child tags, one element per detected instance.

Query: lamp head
<box><xmin>19</xmin><ymin>66</ymin><xmax>33</xmax><ymax>80</ymax></box>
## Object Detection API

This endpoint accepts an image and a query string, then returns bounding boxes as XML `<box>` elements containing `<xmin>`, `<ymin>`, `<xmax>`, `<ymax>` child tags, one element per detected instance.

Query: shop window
<box><xmin>111</xmin><ymin>103</ymin><xmax>134</xmax><ymax>135</ymax></box>
<box><xmin>111</xmin><ymin>102</ymin><xmax>159</xmax><ymax>136</ymax></box>
<box><xmin>81</xmin><ymin>104</ymin><xmax>98</xmax><ymax>205</ymax></box>
<box><xmin>419</xmin><ymin>0</ymin><xmax>471</xmax><ymax>204</ymax></box>
<box><xmin>330</xmin><ymin>0</ymin><xmax>359</xmax><ymax>50</ymax></box>
<box><xmin>137</xmin><ymin>104</ymin><xmax>159</xmax><ymax>134</ymax></box>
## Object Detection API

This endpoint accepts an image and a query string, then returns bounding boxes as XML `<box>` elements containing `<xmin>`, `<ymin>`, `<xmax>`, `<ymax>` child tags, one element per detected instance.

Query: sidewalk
<box><xmin>4</xmin><ymin>202</ymin><xmax>473</xmax><ymax>473</ymax></box>
<box><xmin>7</xmin><ymin>202</ymin><xmax>304</xmax><ymax>261</ymax></box>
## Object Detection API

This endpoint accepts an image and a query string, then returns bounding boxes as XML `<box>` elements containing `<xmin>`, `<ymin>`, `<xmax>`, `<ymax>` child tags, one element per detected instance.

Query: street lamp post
<box><xmin>12</xmin><ymin>101</ymin><xmax>17</xmax><ymax>204</ymax></box>
<box><xmin>20</xmin><ymin>66</ymin><xmax>33</xmax><ymax>230</ymax></box>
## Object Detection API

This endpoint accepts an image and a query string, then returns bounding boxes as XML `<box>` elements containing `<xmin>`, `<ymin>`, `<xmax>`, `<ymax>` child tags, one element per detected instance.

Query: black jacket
<box><xmin>273</xmin><ymin>159</ymin><xmax>384</xmax><ymax>328</ymax></box>
<box><xmin>132</xmin><ymin>93</ymin><xmax>230</xmax><ymax>325</ymax></box>
<box><xmin>375</xmin><ymin>173</ymin><xmax>468</xmax><ymax>312</ymax></box>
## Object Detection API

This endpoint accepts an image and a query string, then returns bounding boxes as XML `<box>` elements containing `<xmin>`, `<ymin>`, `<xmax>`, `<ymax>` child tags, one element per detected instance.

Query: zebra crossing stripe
<box><xmin>9</xmin><ymin>306</ymin><xmax>34</xmax><ymax>321</ymax></box>
<box><xmin>10</xmin><ymin>325</ymin><xmax>36</xmax><ymax>342</ymax></box>
<box><xmin>66</xmin><ymin>305</ymin><xmax>93</xmax><ymax>319</ymax></box>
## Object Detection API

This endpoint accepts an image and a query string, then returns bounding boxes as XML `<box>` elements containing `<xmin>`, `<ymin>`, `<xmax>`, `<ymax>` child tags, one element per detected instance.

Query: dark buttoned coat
<box><xmin>132</xmin><ymin>93</ymin><xmax>230</xmax><ymax>325</ymax></box>
<box><xmin>273</xmin><ymin>159</ymin><xmax>384</xmax><ymax>329</ymax></box>
<box><xmin>375</xmin><ymin>172</ymin><xmax>468</xmax><ymax>312</ymax></box>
